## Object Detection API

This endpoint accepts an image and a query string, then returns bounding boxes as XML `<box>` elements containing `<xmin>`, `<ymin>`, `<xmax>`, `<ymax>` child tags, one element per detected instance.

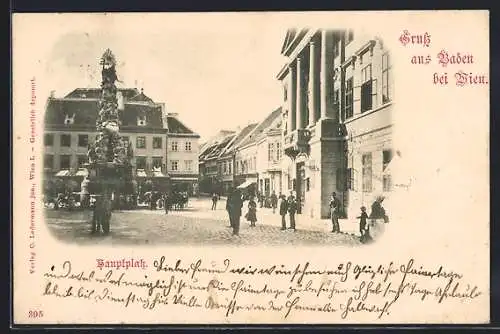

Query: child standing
<box><xmin>358</xmin><ymin>206</ymin><xmax>372</xmax><ymax>243</ymax></box>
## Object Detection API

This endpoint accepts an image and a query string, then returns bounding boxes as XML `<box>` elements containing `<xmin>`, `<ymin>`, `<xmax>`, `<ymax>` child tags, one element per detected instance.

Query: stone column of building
<box><xmin>320</xmin><ymin>30</ymin><xmax>335</xmax><ymax>121</ymax></box>
<box><xmin>288</xmin><ymin>63</ymin><xmax>297</xmax><ymax>132</ymax></box>
<box><xmin>308</xmin><ymin>39</ymin><xmax>318</xmax><ymax>127</ymax></box>
<box><xmin>296</xmin><ymin>57</ymin><xmax>304</xmax><ymax>129</ymax></box>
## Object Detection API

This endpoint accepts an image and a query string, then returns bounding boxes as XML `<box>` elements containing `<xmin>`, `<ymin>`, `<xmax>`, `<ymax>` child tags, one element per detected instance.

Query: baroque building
<box><xmin>277</xmin><ymin>29</ymin><xmax>394</xmax><ymax>219</ymax></box>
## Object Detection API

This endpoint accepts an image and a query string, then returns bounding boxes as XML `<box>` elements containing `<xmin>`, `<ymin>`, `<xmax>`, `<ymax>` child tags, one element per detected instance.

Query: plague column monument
<box><xmin>86</xmin><ymin>49</ymin><xmax>134</xmax><ymax>234</ymax></box>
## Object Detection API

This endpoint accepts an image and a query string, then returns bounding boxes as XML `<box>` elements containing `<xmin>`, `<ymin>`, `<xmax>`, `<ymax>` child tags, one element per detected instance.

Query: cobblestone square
<box><xmin>45</xmin><ymin>197</ymin><xmax>361</xmax><ymax>247</ymax></box>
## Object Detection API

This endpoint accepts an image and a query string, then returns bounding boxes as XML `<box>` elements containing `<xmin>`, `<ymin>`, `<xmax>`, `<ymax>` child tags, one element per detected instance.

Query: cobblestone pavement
<box><xmin>45</xmin><ymin>197</ymin><xmax>362</xmax><ymax>247</ymax></box>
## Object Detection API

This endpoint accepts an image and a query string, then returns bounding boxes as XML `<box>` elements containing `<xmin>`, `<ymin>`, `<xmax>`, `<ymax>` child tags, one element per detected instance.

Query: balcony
<box><xmin>283</xmin><ymin>129</ymin><xmax>311</xmax><ymax>159</ymax></box>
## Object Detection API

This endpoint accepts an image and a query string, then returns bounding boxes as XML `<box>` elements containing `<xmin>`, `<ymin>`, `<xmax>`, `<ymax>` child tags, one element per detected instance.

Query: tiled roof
<box><xmin>167</xmin><ymin>116</ymin><xmax>199</xmax><ymax>136</ymax></box>
<box><xmin>238</xmin><ymin>107</ymin><xmax>282</xmax><ymax>148</ymax></box>
<box><xmin>221</xmin><ymin>123</ymin><xmax>259</xmax><ymax>155</ymax></box>
<box><xmin>45</xmin><ymin>97</ymin><xmax>165</xmax><ymax>130</ymax></box>
<box><xmin>199</xmin><ymin>134</ymin><xmax>235</xmax><ymax>161</ymax></box>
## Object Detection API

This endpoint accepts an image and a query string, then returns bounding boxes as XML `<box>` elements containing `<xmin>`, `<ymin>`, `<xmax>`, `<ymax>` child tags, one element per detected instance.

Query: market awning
<box><xmin>75</xmin><ymin>168</ymin><xmax>88</xmax><ymax>177</ymax></box>
<box><xmin>237</xmin><ymin>180</ymin><xmax>256</xmax><ymax>189</ymax></box>
<box><xmin>55</xmin><ymin>169</ymin><xmax>71</xmax><ymax>177</ymax></box>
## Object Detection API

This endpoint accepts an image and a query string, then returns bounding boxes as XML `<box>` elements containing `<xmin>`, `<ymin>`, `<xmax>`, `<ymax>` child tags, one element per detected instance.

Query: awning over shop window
<box><xmin>152</xmin><ymin>167</ymin><xmax>167</xmax><ymax>178</ymax></box>
<box><xmin>55</xmin><ymin>170</ymin><xmax>71</xmax><ymax>177</ymax></box>
<box><xmin>75</xmin><ymin>168</ymin><xmax>88</xmax><ymax>177</ymax></box>
<box><xmin>237</xmin><ymin>180</ymin><xmax>256</xmax><ymax>189</ymax></box>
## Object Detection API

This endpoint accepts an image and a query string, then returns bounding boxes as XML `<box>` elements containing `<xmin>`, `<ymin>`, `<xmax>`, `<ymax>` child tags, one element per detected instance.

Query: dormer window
<box><xmin>64</xmin><ymin>113</ymin><xmax>75</xmax><ymax>125</ymax></box>
<box><xmin>137</xmin><ymin>115</ymin><xmax>147</xmax><ymax>126</ymax></box>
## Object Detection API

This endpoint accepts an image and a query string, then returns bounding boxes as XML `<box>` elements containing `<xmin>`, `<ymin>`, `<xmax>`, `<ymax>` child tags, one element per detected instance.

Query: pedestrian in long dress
<box><xmin>329</xmin><ymin>192</ymin><xmax>341</xmax><ymax>233</ymax></box>
<box><xmin>246</xmin><ymin>196</ymin><xmax>258</xmax><ymax>227</ymax></box>
<box><xmin>279</xmin><ymin>195</ymin><xmax>288</xmax><ymax>230</ymax></box>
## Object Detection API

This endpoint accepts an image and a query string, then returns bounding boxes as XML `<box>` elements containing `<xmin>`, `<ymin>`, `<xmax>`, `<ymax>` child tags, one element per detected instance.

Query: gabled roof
<box><xmin>238</xmin><ymin>107</ymin><xmax>282</xmax><ymax>148</ymax></box>
<box><xmin>199</xmin><ymin>130</ymin><xmax>236</xmax><ymax>158</ymax></box>
<box><xmin>220</xmin><ymin>123</ymin><xmax>259</xmax><ymax>156</ymax></box>
<box><xmin>45</xmin><ymin>88</ymin><xmax>165</xmax><ymax>131</ymax></box>
<box><xmin>199</xmin><ymin>134</ymin><xmax>235</xmax><ymax>161</ymax></box>
<box><xmin>167</xmin><ymin>116</ymin><xmax>199</xmax><ymax>136</ymax></box>
<box><xmin>129</xmin><ymin>92</ymin><xmax>155</xmax><ymax>105</ymax></box>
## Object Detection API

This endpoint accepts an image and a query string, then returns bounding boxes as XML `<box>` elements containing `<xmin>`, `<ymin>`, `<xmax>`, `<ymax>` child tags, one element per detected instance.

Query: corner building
<box><xmin>277</xmin><ymin>29</ymin><xmax>394</xmax><ymax>219</ymax></box>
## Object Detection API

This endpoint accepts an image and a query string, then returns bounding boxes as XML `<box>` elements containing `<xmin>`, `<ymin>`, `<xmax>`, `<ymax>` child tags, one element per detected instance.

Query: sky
<box><xmin>42</xmin><ymin>14</ymin><xmax>288</xmax><ymax>142</ymax></box>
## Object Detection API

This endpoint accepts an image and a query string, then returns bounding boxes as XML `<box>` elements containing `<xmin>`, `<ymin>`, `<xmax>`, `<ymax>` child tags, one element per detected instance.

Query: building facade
<box><xmin>44</xmin><ymin>87</ymin><xmax>199</xmax><ymax>197</ymax></box>
<box><xmin>237</xmin><ymin>107</ymin><xmax>284</xmax><ymax>197</ymax></box>
<box><xmin>198</xmin><ymin>131</ymin><xmax>236</xmax><ymax>195</ymax></box>
<box><xmin>277</xmin><ymin>29</ymin><xmax>394</xmax><ymax>219</ymax></box>
<box><xmin>166</xmin><ymin>113</ymin><xmax>201</xmax><ymax>195</ymax></box>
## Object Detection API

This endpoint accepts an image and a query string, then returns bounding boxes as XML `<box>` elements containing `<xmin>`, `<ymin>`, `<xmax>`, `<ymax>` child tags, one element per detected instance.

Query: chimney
<box><xmin>117</xmin><ymin>91</ymin><xmax>124</xmax><ymax>111</ymax></box>
<box><xmin>50</xmin><ymin>90</ymin><xmax>55</xmax><ymax>98</ymax></box>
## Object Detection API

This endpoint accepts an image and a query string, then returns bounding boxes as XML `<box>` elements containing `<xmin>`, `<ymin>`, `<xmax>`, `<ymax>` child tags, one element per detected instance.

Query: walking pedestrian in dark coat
<box><xmin>279</xmin><ymin>195</ymin><xmax>288</xmax><ymax>230</ymax></box>
<box><xmin>287</xmin><ymin>194</ymin><xmax>297</xmax><ymax>231</ymax></box>
<box><xmin>270</xmin><ymin>191</ymin><xmax>278</xmax><ymax>214</ymax></box>
<box><xmin>211</xmin><ymin>193</ymin><xmax>218</xmax><ymax>210</ymax></box>
<box><xmin>226</xmin><ymin>191</ymin><xmax>233</xmax><ymax>228</ymax></box>
<box><xmin>230</xmin><ymin>189</ymin><xmax>244</xmax><ymax>235</ymax></box>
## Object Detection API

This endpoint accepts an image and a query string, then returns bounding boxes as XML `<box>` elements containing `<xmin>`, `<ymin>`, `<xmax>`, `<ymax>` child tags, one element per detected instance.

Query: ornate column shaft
<box><xmin>308</xmin><ymin>40</ymin><xmax>318</xmax><ymax>126</ymax></box>
<box><xmin>288</xmin><ymin>64</ymin><xmax>297</xmax><ymax>131</ymax></box>
<box><xmin>296</xmin><ymin>57</ymin><xmax>304</xmax><ymax>129</ymax></box>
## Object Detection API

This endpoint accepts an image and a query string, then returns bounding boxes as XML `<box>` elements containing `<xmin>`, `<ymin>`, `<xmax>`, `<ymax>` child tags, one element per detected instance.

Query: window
<box><xmin>345</xmin><ymin>77</ymin><xmax>354</xmax><ymax>119</ymax></box>
<box><xmin>136</xmin><ymin>156</ymin><xmax>147</xmax><ymax>170</ymax></box>
<box><xmin>362</xmin><ymin>153</ymin><xmax>373</xmax><ymax>192</ymax></box>
<box><xmin>136</xmin><ymin>136</ymin><xmax>146</xmax><ymax>149</ymax></box>
<box><xmin>382</xmin><ymin>52</ymin><xmax>391</xmax><ymax>103</ymax></box>
<box><xmin>185</xmin><ymin>160</ymin><xmax>193</xmax><ymax>172</ymax></box>
<box><xmin>253</xmin><ymin>157</ymin><xmax>256</xmax><ymax>171</ymax></box>
<box><xmin>44</xmin><ymin>154</ymin><xmax>54</xmax><ymax>169</ymax></box>
<box><xmin>284</xmin><ymin>85</ymin><xmax>288</xmax><ymax>101</ymax></box>
<box><xmin>78</xmin><ymin>134</ymin><xmax>88</xmax><ymax>147</ymax></box>
<box><xmin>60</xmin><ymin>155</ymin><xmax>71</xmax><ymax>169</ymax></box>
<box><xmin>361</xmin><ymin>64</ymin><xmax>373</xmax><ymax>112</ymax></box>
<box><xmin>44</xmin><ymin>134</ymin><xmax>54</xmax><ymax>146</ymax></box>
<box><xmin>152</xmin><ymin>157</ymin><xmax>163</xmax><ymax>168</ymax></box>
<box><xmin>383</xmin><ymin>149</ymin><xmax>393</xmax><ymax>171</ymax></box>
<box><xmin>268</xmin><ymin>143</ymin><xmax>275</xmax><ymax>162</ymax></box>
<box><xmin>137</xmin><ymin>115</ymin><xmax>147</xmax><ymax>126</ymax></box>
<box><xmin>77</xmin><ymin>155</ymin><xmax>87</xmax><ymax>168</ymax></box>
<box><xmin>185</xmin><ymin>141</ymin><xmax>192</xmax><ymax>151</ymax></box>
<box><xmin>171</xmin><ymin>141</ymin><xmax>178</xmax><ymax>152</ymax></box>
<box><xmin>306</xmin><ymin>178</ymin><xmax>310</xmax><ymax>192</ymax></box>
<box><xmin>276</xmin><ymin>142</ymin><xmax>282</xmax><ymax>161</ymax></box>
<box><xmin>333</xmin><ymin>40</ymin><xmax>340</xmax><ymax>58</ymax></box>
<box><xmin>61</xmin><ymin>134</ymin><xmax>71</xmax><ymax>147</ymax></box>
<box><xmin>171</xmin><ymin>160</ymin><xmax>178</xmax><ymax>171</ymax></box>
<box><xmin>228</xmin><ymin>162</ymin><xmax>232</xmax><ymax>174</ymax></box>
<box><xmin>223</xmin><ymin>162</ymin><xmax>227</xmax><ymax>174</ymax></box>
<box><xmin>153</xmin><ymin>137</ymin><xmax>162</xmax><ymax>149</ymax></box>
<box><xmin>383</xmin><ymin>175</ymin><xmax>392</xmax><ymax>192</ymax></box>
<box><xmin>345</xmin><ymin>30</ymin><xmax>354</xmax><ymax>44</ymax></box>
